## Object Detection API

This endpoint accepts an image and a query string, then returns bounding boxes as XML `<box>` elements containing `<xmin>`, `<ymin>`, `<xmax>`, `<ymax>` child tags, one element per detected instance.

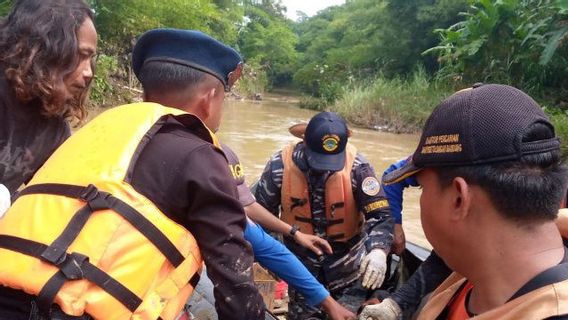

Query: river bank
<box><xmin>295</xmin><ymin>72</ymin><xmax>568</xmax><ymax>160</ymax></box>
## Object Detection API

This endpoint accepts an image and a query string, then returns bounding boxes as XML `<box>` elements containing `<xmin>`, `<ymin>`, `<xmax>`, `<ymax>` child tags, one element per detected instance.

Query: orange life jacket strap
<box><xmin>19</xmin><ymin>183</ymin><xmax>185</xmax><ymax>267</ymax></box>
<box><xmin>0</xmin><ymin>235</ymin><xmax>142</xmax><ymax>312</ymax></box>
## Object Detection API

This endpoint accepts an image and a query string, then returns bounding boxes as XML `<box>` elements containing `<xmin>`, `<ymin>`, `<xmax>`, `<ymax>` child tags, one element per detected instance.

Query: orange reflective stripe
<box><xmin>447</xmin><ymin>282</ymin><xmax>473</xmax><ymax>320</ymax></box>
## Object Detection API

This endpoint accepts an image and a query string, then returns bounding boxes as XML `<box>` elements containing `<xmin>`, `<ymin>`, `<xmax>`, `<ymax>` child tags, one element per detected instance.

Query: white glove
<box><xmin>0</xmin><ymin>184</ymin><xmax>10</xmax><ymax>218</ymax></box>
<box><xmin>358</xmin><ymin>298</ymin><xmax>402</xmax><ymax>320</ymax></box>
<box><xmin>359</xmin><ymin>249</ymin><xmax>387</xmax><ymax>289</ymax></box>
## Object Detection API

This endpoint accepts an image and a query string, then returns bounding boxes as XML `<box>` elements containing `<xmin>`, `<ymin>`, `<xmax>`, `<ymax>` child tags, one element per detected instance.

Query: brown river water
<box><xmin>86</xmin><ymin>92</ymin><xmax>430</xmax><ymax>249</ymax></box>
<box><xmin>216</xmin><ymin>93</ymin><xmax>431</xmax><ymax>250</ymax></box>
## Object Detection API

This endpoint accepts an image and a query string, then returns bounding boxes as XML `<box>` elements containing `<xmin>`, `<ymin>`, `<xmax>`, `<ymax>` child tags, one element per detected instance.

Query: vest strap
<box><xmin>0</xmin><ymin>235</ymin><xmax>142</xmax><ymax>313</ymax></box>
<box><xmin>290</xmin><ymin>197</ymin><xmax>307</xmax><ymax>211</ymax></box>
<box><xmin>294</xmin><ymin>215</ymin><xmax>312</xmax><ymax>223</ymax></box>
<box><xmin>327</xmin><ymin>233</ymin><xmax>345</xmax><ymax>241</ymax></box>
<box><xmin>509</xmin><ymin>248</ymin><xmax>568</xmax><ymax>301</ymax></box>
<box><xmin>19</xmin><ymin>183</ymin><xmax>184</xmax><ymax>267</ymax></box>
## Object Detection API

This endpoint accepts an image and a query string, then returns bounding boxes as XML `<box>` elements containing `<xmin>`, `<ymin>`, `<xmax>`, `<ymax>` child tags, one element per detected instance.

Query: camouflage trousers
<box><xmin>288</xmin><ymin>281</ymin><xmax>369</xmax><ymax>320</ymax></box>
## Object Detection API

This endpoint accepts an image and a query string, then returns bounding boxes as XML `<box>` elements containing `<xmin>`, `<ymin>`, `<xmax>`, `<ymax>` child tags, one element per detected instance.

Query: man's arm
<box><xmin>381</xmin><ymin>157</ymin><xmax>419</xmax><ymax>255</ymax></box>
<box><xmin>183</xmin><ymin>145</ymin><xmax>265</xmax><ymax>320</ymax></box>
<box><xmin>354</xmin><ymin>160</ymin><xmax>395</xmax><ymax>254</ymax></box>
<box><xmin>244</xmin><ymin>219</ymin><xmax>355</xmax><ymax>320</ymax></box>
<box><xmin>245</xmin><ymin>202</ymin><xmax>332</xmax><ymax>255</ymax></box>
<box><xmin>254</xmin><ymin>152</ymin><xmax>284</xmax><ymax>216</ymax></box>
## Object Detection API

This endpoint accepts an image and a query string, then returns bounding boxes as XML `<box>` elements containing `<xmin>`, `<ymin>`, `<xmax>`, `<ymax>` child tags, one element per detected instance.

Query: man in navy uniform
<box><xmin>255</xmin><ymin>111</ymin><xmax>395</xmax><ymax>319</ymax></box>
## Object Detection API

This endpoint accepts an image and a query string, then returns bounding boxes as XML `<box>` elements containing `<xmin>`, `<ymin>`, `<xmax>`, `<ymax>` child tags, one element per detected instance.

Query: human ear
<box><xmin>450</xmin><ymin>177</ymin><xmax>471</xmax><ymax>221</ymax></box>
<box><xmin>200</xmin><ymin>87</ymin><xmax>217</xmax><ymax>119</ymax></box>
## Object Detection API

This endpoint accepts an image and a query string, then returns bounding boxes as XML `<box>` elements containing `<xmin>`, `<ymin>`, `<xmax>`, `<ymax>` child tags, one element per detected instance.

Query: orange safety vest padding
<box><xmin>281</xmin><ymin>142</ymin><xmax>364</xmax><ymax>242</ymax></box>
<box><xmin>417</xmin><ymin>272</ymin><xmax>568</xmax><ymax>320</ymax></box>
<box><xmin>0</xmin><ymin>103</ymin><xmax>220</xmax><ymax>319</ymax></box>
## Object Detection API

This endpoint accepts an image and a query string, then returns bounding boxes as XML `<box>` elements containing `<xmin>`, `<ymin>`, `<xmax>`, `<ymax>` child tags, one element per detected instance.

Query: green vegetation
<box><xmin>0</xmin><ymin>0</ymin><xmax>567</xmax><ymax>157</ymax></box>
<box><xmin>334</xmin><ymin>69</ymin><xmax>453</xmax><ymax>133</ymax></box>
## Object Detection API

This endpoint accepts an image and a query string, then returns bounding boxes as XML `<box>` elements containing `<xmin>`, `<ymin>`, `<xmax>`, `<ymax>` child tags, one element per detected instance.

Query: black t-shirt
<box><xmin>0</xmin><ymin>74</ymin><xmax>70</xmax><ymax>194</ymax></box>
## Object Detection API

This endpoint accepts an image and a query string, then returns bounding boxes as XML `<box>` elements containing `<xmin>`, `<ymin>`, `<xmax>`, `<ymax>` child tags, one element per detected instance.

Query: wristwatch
<box><xmin>288</xmin><ymin>225</ymin><xmax>300</xmax><ymax>237</ymax></box>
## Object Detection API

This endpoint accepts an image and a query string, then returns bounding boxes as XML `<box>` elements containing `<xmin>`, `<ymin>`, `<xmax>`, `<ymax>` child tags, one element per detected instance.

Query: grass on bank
<box><xmin>328</xmin><ymin>69</ymin><xmax>568</xmax><ymax>160</ymax></box>
<box><xmin>332</xmin><ymin>69</ymin><xmax>453</xmax><ymax>133</ymax></box>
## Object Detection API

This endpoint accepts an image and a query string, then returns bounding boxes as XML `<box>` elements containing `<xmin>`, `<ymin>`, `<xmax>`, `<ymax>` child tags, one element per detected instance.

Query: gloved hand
<box><xmin>359</xmin><ymin>249</ymin><xmax>387</xmax><ymax>289</ymax></box>
<box><xmin>0</xmin><ymin>184</ymin><xmax>10</xmax><ymax>218</ymax></box>
<box><xmin>358</xmin><ymin>298</ymin><xmax>401</xmax><ymax>320</ymax></box>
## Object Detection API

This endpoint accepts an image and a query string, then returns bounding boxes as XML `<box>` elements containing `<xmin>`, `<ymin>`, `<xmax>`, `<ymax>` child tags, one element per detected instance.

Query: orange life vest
<box><xmin>418</xmin><ymin>272</ymin><xmax>568</xmax><ymax>320</ymax></box>
<box><xmin>0</xmin><ymin>102</ymin><xmax>220</xmax><ymax>319</ymax></box>
<box><xmin>447</xmin><ymin>282</ymin><xmax>473</xmax><ymax>320</ymax></box>
<box><xmin>280</xmin><ymin>142</ymin><xmax>363</xmax><ymax>242</ymax></box>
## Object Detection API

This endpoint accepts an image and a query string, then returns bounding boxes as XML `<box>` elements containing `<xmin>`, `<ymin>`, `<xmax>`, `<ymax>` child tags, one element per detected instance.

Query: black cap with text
<box><xmin>384</xmin><ymin>84</ymin><xmax>560</xmax><ymax>184</ymax></box>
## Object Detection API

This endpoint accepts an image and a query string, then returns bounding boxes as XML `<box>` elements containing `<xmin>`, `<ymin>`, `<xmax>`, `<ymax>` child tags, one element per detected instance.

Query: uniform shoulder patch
<box><xmin>361</xmin><ymin>176</ymin><xmax>380</xmax><ymax>196</ymax></box>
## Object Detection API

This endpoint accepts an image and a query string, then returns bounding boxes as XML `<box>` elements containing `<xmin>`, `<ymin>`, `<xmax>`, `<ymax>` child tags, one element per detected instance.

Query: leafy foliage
<box><xmin>292</xmin><ymin>0</ymin><xmax>468</xmax><ymax>99</ymax></box>
<box><xmin>239</xmin><ymin>0</ymin><xmax>298</xmax><ymax>86</ymax></box>
<box><xmin>425</xmin><ymin>0</ymin><xmax>568</xmax><ymax>97</ymax></box>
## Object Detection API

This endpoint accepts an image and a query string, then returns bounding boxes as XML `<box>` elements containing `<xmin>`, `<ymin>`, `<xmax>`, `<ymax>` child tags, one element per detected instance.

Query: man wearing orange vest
<box><xmin>254</xmin><ymin>111</ymin><xmax>395</xmax><ymax>319</ymax></box>
<box><xmin>362</xmin><ymin>84</ymin><xmax>568</xmax><ymax>320</ymax></box>
<box><xmin>0</xmin><ymin>29</ymin><xmax>265</xmax><ymax>320</ymax></box>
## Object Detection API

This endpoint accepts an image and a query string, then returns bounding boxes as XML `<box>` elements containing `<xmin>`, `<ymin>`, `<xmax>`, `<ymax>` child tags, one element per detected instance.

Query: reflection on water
<box><xmin>218</xmin><ymin>96</ymin><xmax>431</xmax><ymax>249</ymax></box>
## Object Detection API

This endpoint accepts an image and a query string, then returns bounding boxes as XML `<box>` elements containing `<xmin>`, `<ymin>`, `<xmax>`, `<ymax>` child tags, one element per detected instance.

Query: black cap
<box><xmin>304</xmin><ymin>112</ymin><xmax>349</xmax><ymax>171</ymax></box>
<box><xmin>132</xmin><ymin>28</ymin><xmax>243</xmax><ymax>91</ymax></box>
<box><xmin>384</xmin><ymin>84</ymin><xmax>560</xmax><ymax>184</ymax></box>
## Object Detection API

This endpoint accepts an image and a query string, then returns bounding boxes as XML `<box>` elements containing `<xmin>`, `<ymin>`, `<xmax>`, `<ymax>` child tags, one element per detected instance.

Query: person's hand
<box><xmin>0</xmin><ymin>184</ymin><xmax>10</xmax><ymax>218</ymax></box>
<box><xmin>320</xmin><ymin>296</ymin><xmax>356</xmax><ymax>320</ymax></box>
<box><xmin>358</xmin><ymin>298</ymin><xmax>401</xmax><ymax>320</ymax></box>
<box><xmin>294</xmin><ymin>231</ymin><xmax>333</xmax><ymax>255</ymax></box>
<box><xmin>359</xmin><ymin>249</ymin><xmax>387</xmax><ymax>289</ymax></box>
<box><xmin>391</xmin><ymin>224</ymin><xmax>406</xmax><ymax>256</ymax></box>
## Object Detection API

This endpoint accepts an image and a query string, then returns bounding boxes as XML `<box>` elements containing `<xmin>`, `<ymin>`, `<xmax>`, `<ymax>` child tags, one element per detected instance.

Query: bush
<box><xmin>233</xmin><ymin>58</ymin><xmax>269</xmax><ymax>99</ymax></box>
<box><xmin>332</xmin><ymin>68</ymin><xmax>453</xmax><ymax>132</ymax></box>
<box><xmin>546</xmin><ymin>109</ymin><xmax>568</xmax><ymax>162</ymax></box>
<box><xmin>89</xmin><ymin>54</ymin><xmax>118</xmax><ymax>106</ymax></box>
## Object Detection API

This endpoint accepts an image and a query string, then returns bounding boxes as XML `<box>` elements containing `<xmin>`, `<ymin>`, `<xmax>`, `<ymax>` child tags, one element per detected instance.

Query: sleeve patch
<box><xmin>364</xmin><ymin>200</ymin><xmax>389</xmax><ymax>212</ymax></box>
<box><xmin>361</xmin><ymin>176</ymin><xmax>381</xmax><ymax>196</ymax></box>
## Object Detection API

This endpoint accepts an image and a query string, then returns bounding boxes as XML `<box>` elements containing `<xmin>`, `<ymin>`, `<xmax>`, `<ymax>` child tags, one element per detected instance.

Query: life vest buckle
<box><xmin>59</xmin><ymin>252</ymin><xmax>88</xmax><ymax>280</ymax></box>
<box><xmin>80</xmin><ymin>184</ymin><xmax>100</xmax><ymax>202</ymax></box>
<box><xmin>80</xmin><ymin>184</ymin><xmax>111</xmax><ymax>211</ymax></box>
<box><xmin>41</xmin><ymin>246</ymin><xmax>68</xmax><ymax>266</ymax></box>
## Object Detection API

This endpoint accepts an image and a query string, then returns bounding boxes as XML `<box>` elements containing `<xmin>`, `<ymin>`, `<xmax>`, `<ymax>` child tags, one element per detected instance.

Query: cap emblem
<box><xmin>322</xmin><ymin>134</ymin><xmax>340</xmax><ymax>152</ymax></box>
<box><xmin>227</xmin><ymin>62</ymin><xmax>243</xmax><ymax>90</ymax></box>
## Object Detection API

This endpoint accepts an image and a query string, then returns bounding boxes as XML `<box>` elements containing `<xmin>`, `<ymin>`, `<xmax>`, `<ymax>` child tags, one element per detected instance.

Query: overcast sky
<box><xmin>281</xmin><ymin>0</ymin><xmax>346</xmax><ymax>21</ymax></box>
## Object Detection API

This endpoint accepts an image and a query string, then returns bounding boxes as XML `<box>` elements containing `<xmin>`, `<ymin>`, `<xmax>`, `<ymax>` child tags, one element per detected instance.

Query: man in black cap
<box><xmin>361</xmin><ymin>84</ymin><xmax>568</xmax><ymax>319</ymax></box>
<box><xmin>0</xmin><ymin>28</ymin><xmax>264</xmax><ymax>320</ymax></box>
<box><xmin>254</xmin><ymin>111</ymin><xmax>395</xmax><ymax>319</ymax></box>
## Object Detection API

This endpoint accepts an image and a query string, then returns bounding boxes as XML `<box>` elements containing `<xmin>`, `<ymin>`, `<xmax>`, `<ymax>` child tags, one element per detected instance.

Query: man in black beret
<box><xmin>129</xmin><ymin>29</ymin><xmax>263</xmax><ymax>319</ymax></box>
<box><xmin>0</xmin><ymin>28</ymin><xmax>264</xmax><ymax>320</ymax></box>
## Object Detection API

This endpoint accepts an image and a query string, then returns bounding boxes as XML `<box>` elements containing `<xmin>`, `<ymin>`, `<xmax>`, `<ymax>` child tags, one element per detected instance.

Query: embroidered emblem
<box><xmin>322</xmin><ymin>135</ymin><xmax>340</xmax><ymax>152</ymax></box>
<box><xmin>362</xmin><ymin>177</ymin><xmax>380</xmax><ymax>196</ymax></box>
<box><xmin>227</xmin><ymin>62</ymin><xmax>243</xmax><ymax>89</ymax></box>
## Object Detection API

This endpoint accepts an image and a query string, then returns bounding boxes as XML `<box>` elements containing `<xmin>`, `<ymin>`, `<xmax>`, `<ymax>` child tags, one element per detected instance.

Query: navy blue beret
<box><xmin>132</xmin><ymin>28</ymin><xmax>243</xmax><ymax>91</ymax></box>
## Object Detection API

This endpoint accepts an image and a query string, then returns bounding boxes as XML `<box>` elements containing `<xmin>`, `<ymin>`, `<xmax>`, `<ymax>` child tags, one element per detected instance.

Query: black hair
<box><xmin>435</xmin><ymin>122</ymin><xmax>568</xmax><ymax>224</ymax></box>
<box><xmin>138</xmin><ymin>61</ymin><xmax>210</xmax><ymax>99</ymax></box>
<box><xmin>0</xmin><ymin>0</ymin><xmax>93</xmax><ymax>120</ymax></box>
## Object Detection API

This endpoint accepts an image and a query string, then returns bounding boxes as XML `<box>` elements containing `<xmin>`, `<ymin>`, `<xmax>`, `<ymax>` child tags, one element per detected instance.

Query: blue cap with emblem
<box><xmin>304</xmin><ymin>111</ymin><xmax>349</xmax><ymax>171</ymax></box>
<box><xmin>132</xmin><ymin>28</ymin><xmax>243</xmax><ymax>91</ymax></box>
